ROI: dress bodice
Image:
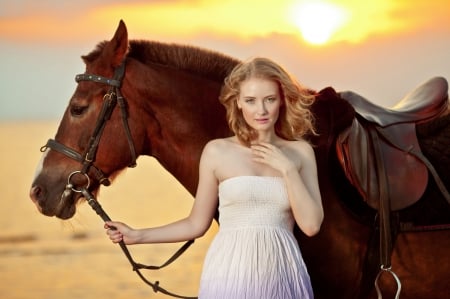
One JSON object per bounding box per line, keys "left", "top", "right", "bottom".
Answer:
{"left": 218, "top": 176, "right": 295, "bottom": 232}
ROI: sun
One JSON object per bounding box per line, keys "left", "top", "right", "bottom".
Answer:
{"left": 291, "top": 1, "right": 348, "bottom": 45}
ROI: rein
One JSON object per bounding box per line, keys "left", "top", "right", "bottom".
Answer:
{"left": 41, "top": 61, "right": 196, "bottom": 299}
{"left": 82, "top": 187, "right": 196, "bottom": 299}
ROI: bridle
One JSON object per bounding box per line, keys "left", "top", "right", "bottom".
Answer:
{"left": 40, "top": 60, "right": 137, "bottom": 197}
{"left": 40, "top": 60, "right": 196, "bottom": 299}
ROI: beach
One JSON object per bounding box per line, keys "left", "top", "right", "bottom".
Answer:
{"left": 0, "top": 121, "right": 217, "bottom": 299}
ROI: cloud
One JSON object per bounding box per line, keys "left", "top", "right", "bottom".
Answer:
{"left": 0, "top": 0, "right": 295, "bottom": 44}
{"left": 2, "top": 0, "right": 448, "bottom": 46}
{"left": 0, "top": 1, "right": 177, "bottom": 44}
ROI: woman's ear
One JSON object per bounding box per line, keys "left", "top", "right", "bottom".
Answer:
{"left": 236, "top": 98, "right": 242, "bottom": 110}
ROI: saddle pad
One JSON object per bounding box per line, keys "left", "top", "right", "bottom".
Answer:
{"left": 336, "top": 118, "right": 429, "bottom": 211}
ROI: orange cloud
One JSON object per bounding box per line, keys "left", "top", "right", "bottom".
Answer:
{"left": 0, "top": 0, "right": 449, "bottom": 46}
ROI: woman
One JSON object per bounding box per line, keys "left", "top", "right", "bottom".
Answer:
{"left": 105, "top": 57, "right": 323, "bottom": 298}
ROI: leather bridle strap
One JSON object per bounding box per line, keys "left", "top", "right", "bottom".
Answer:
{"left": 116, "top": 79, "right": 137, "bottom": 168}
{"left": 41, "top": 60, "right": 137, "bottom": 187}
{"left": 41, "top": 139, "right": 111, "bottom": 186}
{"left": 75, "top": 73, "right": 122, "bottom": 87}
{"left": 76, "top": 61, "right": 137, "bottom": 170}
{"left": 44, "top": 138, "right": 83, "bottom": 162}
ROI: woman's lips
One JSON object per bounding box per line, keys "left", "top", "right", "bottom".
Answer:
{"left": 255, "top": 118, "right": 269, "bottom": 123}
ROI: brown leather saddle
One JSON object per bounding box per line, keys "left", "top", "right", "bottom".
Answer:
{"left": 335, "top": 76, "right": 450, "bottom": 297}
{"left": 336, "top": 76, "right": 450, "bottom": 211}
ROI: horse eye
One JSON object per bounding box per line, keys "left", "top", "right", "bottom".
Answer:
{"left": 70, "top": 105, "right": 88, "bottom": 116}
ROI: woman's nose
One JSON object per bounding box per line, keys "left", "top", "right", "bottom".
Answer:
{"left": 257, "top": 103, "right": 268, "bottom": 115}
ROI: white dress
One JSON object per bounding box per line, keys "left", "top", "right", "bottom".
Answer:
{"left": 199, "top": 176, "right": 313, "bottom": 299}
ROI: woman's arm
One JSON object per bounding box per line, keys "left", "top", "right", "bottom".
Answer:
{"left": 105, "top": 141, "right": 220, "bottom": 245}
{"left": 282, "top": 142, "right": 323, "bottom": 236}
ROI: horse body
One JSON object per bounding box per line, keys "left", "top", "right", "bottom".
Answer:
{"left": 30, "top": 21, "right": 450, "bottom": 299}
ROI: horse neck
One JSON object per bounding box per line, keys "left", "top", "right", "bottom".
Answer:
{"left": 125, "top": 60, "right": 230, "bottom": 195}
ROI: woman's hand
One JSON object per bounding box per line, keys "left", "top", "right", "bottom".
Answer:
{"left": 251, "top": 142, "right": 296, "bottom": 175}
{"left": 104, "top": 221, "right": 139, "bottom": 245}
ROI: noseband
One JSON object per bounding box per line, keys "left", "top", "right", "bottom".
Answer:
{"left": 40, "top": 60, "right": 137, "bottom": 196}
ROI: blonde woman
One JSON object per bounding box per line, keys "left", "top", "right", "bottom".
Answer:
{"left": 106, "top": 57, "right": 323, "bottom": 298}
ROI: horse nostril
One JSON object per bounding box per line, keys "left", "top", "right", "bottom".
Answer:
{"left": 30, "top": 185, "right": 43, "bottom": 203}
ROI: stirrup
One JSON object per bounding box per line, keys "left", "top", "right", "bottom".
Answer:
{"left": 374, "top": 265, "right": 402, "bottom": 299}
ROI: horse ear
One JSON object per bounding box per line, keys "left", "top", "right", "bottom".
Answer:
{"left": 105, "top": 19, "right": 129, "bottom": 67}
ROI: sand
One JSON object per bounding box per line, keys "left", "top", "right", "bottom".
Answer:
{"left": 0, "top": 121, "right": 217, "bottom": 299}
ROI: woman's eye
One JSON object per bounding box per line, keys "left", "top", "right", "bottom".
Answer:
{"left": 70, "top": 105, "right": 87, "bottom": 116}
{"left": 245, "top": 99, "right": 255, "bottom": 104}
{"left": 266, "top": 97, "right": 276, "bottom": 103}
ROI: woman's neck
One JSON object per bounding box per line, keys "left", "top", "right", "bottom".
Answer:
{"left": 252, "top": 130, "right": 279, "bottom": 144}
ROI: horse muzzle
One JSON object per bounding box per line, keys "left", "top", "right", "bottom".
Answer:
{"left": 29, "top": 180, "right": 78, "bottom": 220}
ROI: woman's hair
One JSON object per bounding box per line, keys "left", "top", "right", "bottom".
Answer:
{"left": 219, "top": 57, "right": 316, "bottom": 146}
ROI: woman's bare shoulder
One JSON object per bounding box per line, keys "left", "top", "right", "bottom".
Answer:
{"left": 203, "top": 137, "right": 238, "bottom": 155}
{"left": 283, "top": 139, "right": 315, "bottom": 161}
{"left": 284, "top": 138, "right": 313, "bottom": 151}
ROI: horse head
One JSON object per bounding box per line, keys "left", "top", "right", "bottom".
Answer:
{"left": 30, "top": 20, "right": 237, "bottom": 219}
{"left": 29, "top": 21, "right": 135, "bottom": 218}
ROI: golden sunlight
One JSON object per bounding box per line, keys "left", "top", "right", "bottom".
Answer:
{"left": 291, "top": 1, "right": 348, "bottom": 45}
{"left": 2, "top": 0, "right": 448, "bottom": 45}
{"left": 95, "top": 0, "right": 292, "bottom": 40}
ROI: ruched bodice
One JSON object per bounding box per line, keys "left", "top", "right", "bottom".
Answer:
{"left": 218, "top": 176, "right": 295, "bottom": 231}
{"left": 199, "top": 176, "right": 313, "bottom": 299}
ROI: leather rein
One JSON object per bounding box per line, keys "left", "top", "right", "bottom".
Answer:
{"left": 40, "top": 60, "right": 196, "bottom": 299}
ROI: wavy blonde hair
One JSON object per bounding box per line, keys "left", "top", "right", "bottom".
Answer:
{"left": 219, "top": 57, "right": 316, "bottom": 146}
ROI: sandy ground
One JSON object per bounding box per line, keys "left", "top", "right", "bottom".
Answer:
{"left": 0, "top": 121, "right": 217, "bottom": 299}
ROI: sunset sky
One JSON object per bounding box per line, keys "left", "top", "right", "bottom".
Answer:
{"left": 1, "top": 0, "right": 449, "bottom": 120}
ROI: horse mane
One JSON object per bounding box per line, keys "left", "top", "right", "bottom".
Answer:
{"left": 83, "top": 39, "right": 240, "bottom": 82}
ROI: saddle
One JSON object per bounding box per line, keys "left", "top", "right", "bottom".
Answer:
{"left": 336, "top": 76, "right": 450, "bottom": 298}
{"left": 336, "top": 76, "right": 449, "bottom": 211}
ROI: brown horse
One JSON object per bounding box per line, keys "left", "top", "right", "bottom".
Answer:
{"left": 30, "top": 21, "right": 450, "bottom": 299}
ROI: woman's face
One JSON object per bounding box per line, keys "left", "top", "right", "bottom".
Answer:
{"left": 237, "top": 77, "right": 281, "bottom": 132}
